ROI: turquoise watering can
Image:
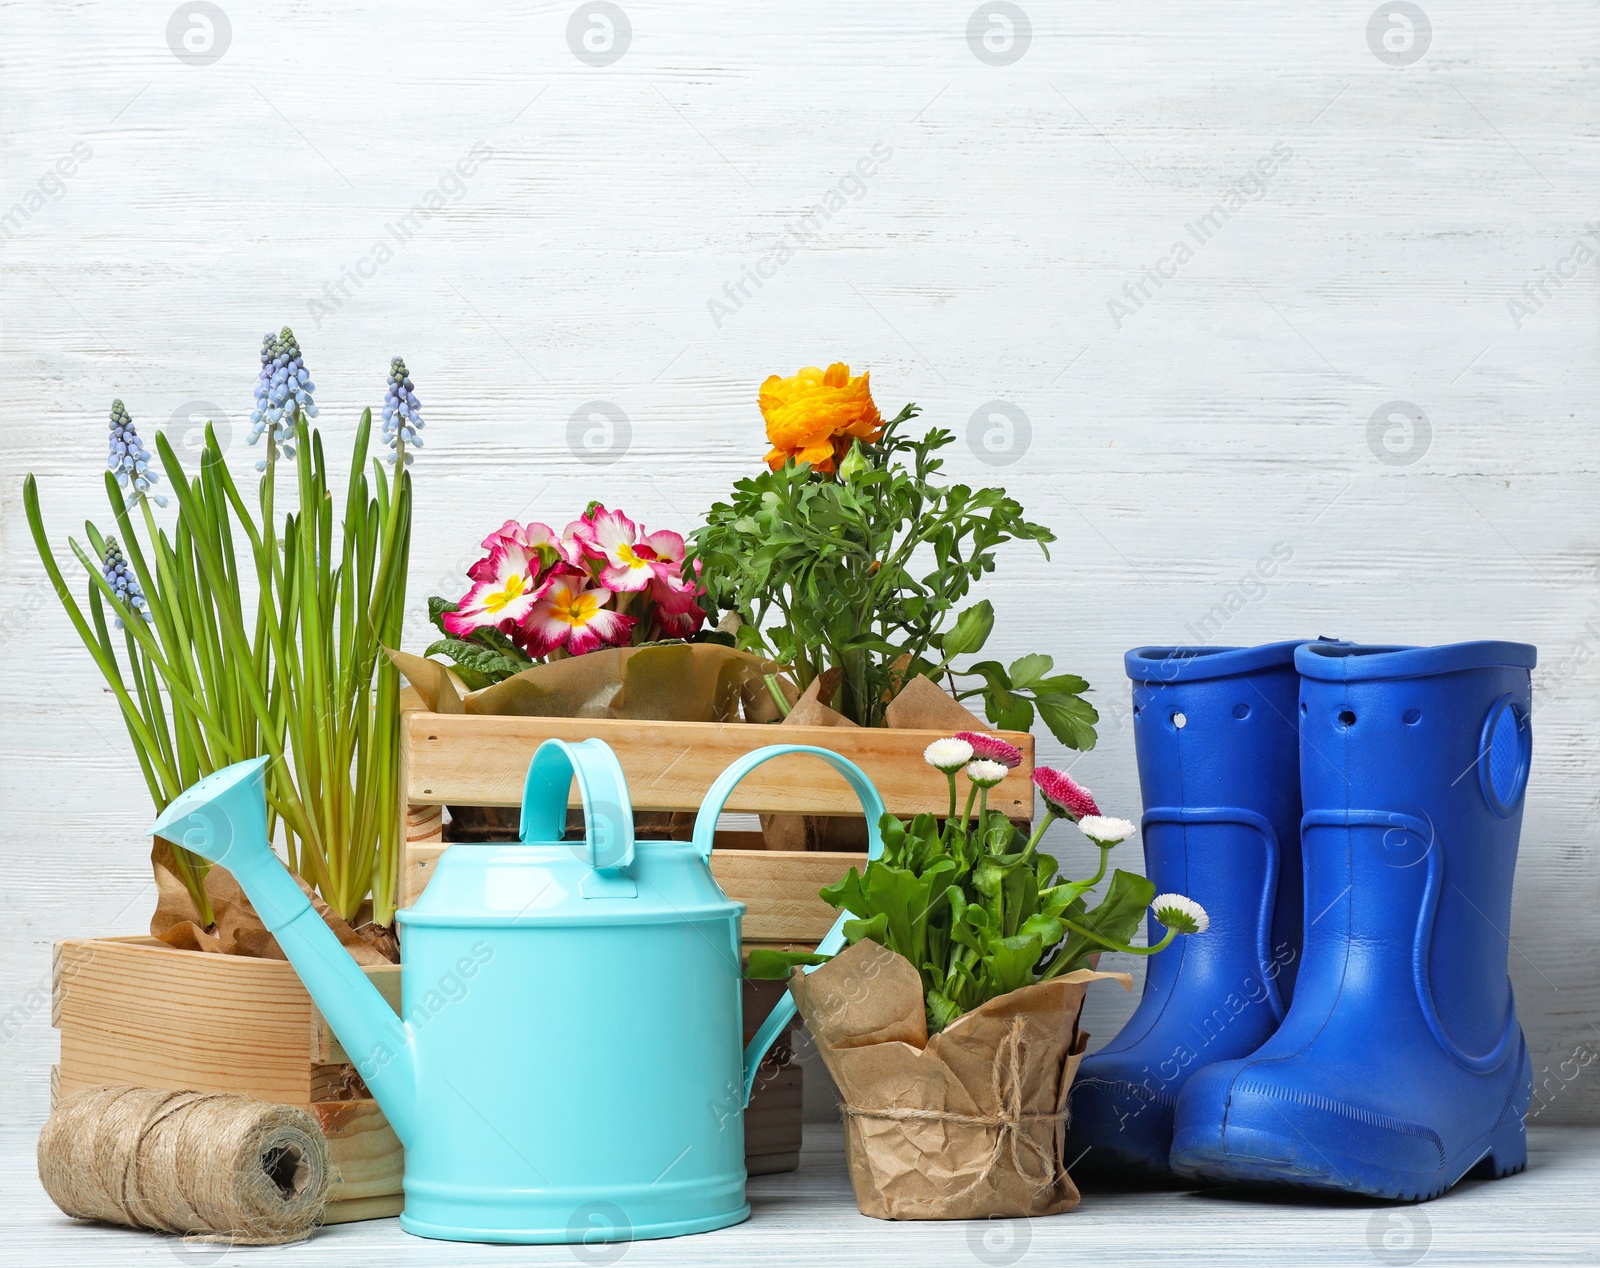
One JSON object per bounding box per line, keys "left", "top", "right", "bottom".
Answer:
{"left": 148, "top": 740, "right": 885, "bottom": 1244}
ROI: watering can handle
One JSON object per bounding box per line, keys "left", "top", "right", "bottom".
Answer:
{"left": 690, "top": 744, "right": 887, "bottom": 1107}
{"left": 519, "top": 738, "right": 636, "bottom": 872}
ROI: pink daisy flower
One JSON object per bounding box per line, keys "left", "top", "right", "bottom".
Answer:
{"left": 955, "top": 730, "right": 1023, "bottom": 770}
{"left": 1032, "top": 766, "right": 1101, "bottom": 820}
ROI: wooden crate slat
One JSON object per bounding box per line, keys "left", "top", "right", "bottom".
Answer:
{"left": 55, "top": 938, "right": 400, "bottom": 1105}
{"left": 402, "top": 712, "right": 1034, "bottom": 818}
{"left": 322, "top": 1195, "right": 406, "bottom": 1223}
{"left": 55, "top": 937, "right": 318, "bottom": 1106}
{"left": 714, "top": 849, "right": 861, "bottom": 943}
{"left": 312, "top": 1100, "right": 404, "bottom": 1202}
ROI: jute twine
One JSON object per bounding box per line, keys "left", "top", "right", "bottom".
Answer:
{"left": 37, "top": 1085, "right": 331, "bottom": 1245}
{"left": 840, "top": 1018, "right": 1065, "bottom": 1207}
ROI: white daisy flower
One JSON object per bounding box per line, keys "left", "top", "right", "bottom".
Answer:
{"left": 1151, "top": 893, "right": 1210, "bottom": 935}
{"left": 1078, "top": 815, "right": 1136, "bottom": 846}
{"left": 924, "top": 737, "right": 975, "bottom": 774}
{"left": 965, "top": 759, "right": 1009, "bottom": 788}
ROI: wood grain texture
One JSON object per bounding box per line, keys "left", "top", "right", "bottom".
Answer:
{"left": 54, "top": 937, "right": 402, "bottom": 1094}
{"left": 55, "top": 937, "right": 327, "bottom": 1107}
{"left": 3, "top": 1, "right": 1597, "bottom": 1136}
{"left": 309, "top": 1099, "right": 405, "bottom": 1204}
{"left": 402, "top": 712, "right": 1034, "bottom": 816}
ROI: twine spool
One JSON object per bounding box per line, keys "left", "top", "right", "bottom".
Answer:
{"left": 37, "top": 1085, "right": 331, "bottom": 1245}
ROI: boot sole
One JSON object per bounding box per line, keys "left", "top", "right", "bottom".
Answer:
{"left": 1169, "top": 1117, "right": 1527, "bottom": 1202}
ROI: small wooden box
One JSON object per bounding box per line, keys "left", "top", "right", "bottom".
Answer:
{"left": 52, "top": 936, "right": 406, "bottom": 1224}
{"left": 398, "top": 711, "right": 1034, "bottom": 923}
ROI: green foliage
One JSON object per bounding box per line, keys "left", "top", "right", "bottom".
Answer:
{"left": 687, "top": 408, "right": 1098, "bottom": 746}
{"left": 424, "top": 597, "right": 534, "bottom": 690}
{"left": 746, "top": 809, "right": 1153, "bottom": 1033}
{"left": 26, "top": 406, "right": 413, "bottom": 927}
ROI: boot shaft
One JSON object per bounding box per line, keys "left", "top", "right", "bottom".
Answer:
{"left": 1126, "top": 641, "right": 1310, "bottom": 1008}
{"left": 1294, "top": 641, "right": 1534, "bottom": 1069}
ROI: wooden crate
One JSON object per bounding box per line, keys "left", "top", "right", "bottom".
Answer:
{"left": 52, "top": 936, "right": 405, "bottom": 1224}
{"left": 52, "top": 937, "right": 806, "bottom": 1221}
{"left": 399, "top": 711, "right": 1036, "bottom": 921}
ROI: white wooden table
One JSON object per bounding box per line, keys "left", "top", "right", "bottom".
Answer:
{"left": 7, "top": 1124, "right": 1597, "bottom": 1266}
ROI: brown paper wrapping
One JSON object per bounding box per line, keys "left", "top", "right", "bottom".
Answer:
{"left": 151, "top": 840, "right": 395, "bottom": 965}
{"left": 789, "top": 939, "right": 1131, "bottom": 1220}
{"left": 388, "top": 642, "right": 777, "bottom": 722}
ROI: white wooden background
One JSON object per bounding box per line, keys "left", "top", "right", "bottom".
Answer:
{"left": 2, "top": 0, "right": 1597, "bottom": 1136}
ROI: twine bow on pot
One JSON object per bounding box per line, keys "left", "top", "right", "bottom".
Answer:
{"left": 840, "top": 1017, "right": 1069, "bottom": 1209}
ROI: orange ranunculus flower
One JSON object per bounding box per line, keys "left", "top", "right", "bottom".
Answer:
{"left": 759, "top": 362, "right": 883, "bottom": 473}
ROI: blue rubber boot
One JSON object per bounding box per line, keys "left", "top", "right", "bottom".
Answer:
{"left": 1066, "top": 641, "right": 1314, "bottom": 1182}
{"left": 1169, "top": 641, "right": 1535, "bottom": 1200}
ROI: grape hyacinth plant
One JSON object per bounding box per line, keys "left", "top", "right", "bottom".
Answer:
{"left": 381, "top": 356, "right": 424, "bottom": 466}
{"left": 98, "top": 537, "right": 150, "bottom": 629}
{"left": 749, "top": 737, "right": 1210, "bottom": 1033}
{"left": 247, "top": 327, "right": 317, "bottom": 466}
{"left": 26, "top": 328, "right": 417, "bottom": 934}
{"left": 106, "top": 399, "right": 166, "bottom": 506}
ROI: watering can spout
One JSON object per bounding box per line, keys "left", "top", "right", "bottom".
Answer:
{"left": 149, "top": 759, "right": 418, "bottom": 1147}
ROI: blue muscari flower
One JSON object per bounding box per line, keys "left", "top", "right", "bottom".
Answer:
{"left": 100, "top": 536, "right": 152, "bottom": 628}
{"left": 248, "top": 325, "right": 317, "bottom": 470}
{"left": 106, "top": 399, "right": 168, "bottom": 507}
{"left": 380, "top": 355, "right": 424, "bottom": 467}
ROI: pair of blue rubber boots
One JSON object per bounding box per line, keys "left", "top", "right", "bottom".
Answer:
{"left": 1066, "top": 639, "right": 1535, "bottom": 1201}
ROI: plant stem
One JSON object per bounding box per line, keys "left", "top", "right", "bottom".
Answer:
{"left": 1023, "top": 809, "right": 1059, "bottom": 855}
{"left": 1058, "top": 918, "right": 1177, "bottom": 958}
{"left": 763, "top": 673, "right": 792, "bottom": 719}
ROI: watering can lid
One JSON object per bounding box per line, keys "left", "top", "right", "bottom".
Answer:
{"left": 399, "top": 838, "right": 741, "bottom": 929}
{"left": 401, "top": 738, "right": 740, "bottom": 929}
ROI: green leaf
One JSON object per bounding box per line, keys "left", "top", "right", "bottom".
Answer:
{"left": 427, "top": 595, "right": 458, "bottom": 633}
{"left": 1036, "top": 689, "right": 1099, "bottom": 751}
{"left": 1033, "top": 671, "right": 1090, "bottom": 695}
{"left": 982, "top": 933, "right": 1046, "bottom": 996}
{"left": 421, "top": 636, "right": 530, "bottom": 687}
{"left": 842, "top": 912, "right": 889, "bottom": 946}
{"left": 985, "top": 689, "right": 1034, "bottom": 733}
{"left": 965, "top": 659, "right": 1011, "bottom": 691}
{"left": 938, "top": 600, "right": 994, "bottom": 659}
{"left": 927, "top": 989, "right": 965, "bottom": 1033}
{"left": 1050, "top": 868, "right": 1155, "bottom": 975}
{"left": 1007, "top": 652, "right": 1053, "bottom": 688}
{"left": 745, "top": 949, "right": 831, "bottom": 980}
